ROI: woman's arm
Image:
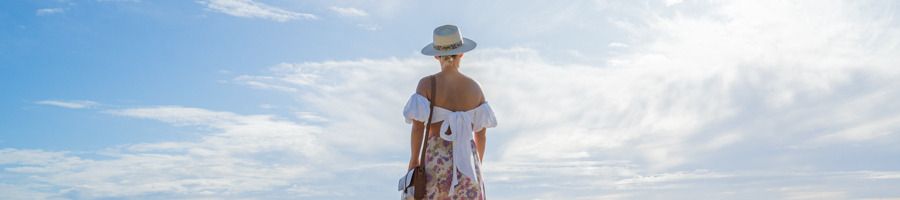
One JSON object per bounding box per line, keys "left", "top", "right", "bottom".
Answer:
{"left": 408, "top": 77, "right": 432, "bottom": 170}
{"left": 475, "top": 128, "right": 486, "bottom": 162}
{"left": 408, "top": 121, "right": 426, "bottom": 170}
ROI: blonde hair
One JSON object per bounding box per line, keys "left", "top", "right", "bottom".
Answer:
{"left": 438, "top": 55, "right": 459, "bottom": 62}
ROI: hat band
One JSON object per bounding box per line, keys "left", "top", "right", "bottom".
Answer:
{"left": 433, "top": 41, "right": 463, "bottom": 51}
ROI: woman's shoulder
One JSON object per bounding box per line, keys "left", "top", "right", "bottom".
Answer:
{"left": 415, "top": 73, "right": 485, "bottom": 102}
{"left": 415, "top": 75, "right": 435, "bottom": 97}
{"left": 460, "top": 75, "right": 486, "bottom": 102}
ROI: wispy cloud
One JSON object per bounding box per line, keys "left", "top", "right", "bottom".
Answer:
{"left": 34, "top": 100, "right": 98, "bottom": 109}
{"left": 233, "top": 74, "right": 300, "bottom": 92}
{"left": 198, "top": 0, "right": 316, "bottom": 22}
{"left": 485, "top": 164, "right": 900, "bottom": 199}
{"left": 356, "top": 23, "right": 379, "bottom": 31}
{"left": 608, "top": 42, "right": 629, "bottom": 48}
{"left": 230, "top": 0, "right": 900, "bottom": 198}
{"left": 328, "top": 6, "right": 368, "bottom": 17}
{"left": 35, "top": 8, "right": 64, "bottom": 16}
{"left": 236, "top": 38, "right": 900, "bottom": 171}
{"left": 233, "top": 58, "right": 430, "bottom": 153}
{"left": 664, "top": 0, "right": 684, "bottom": 7}
{"left": 1, "top": 106, "right": 345, "bottom": 199}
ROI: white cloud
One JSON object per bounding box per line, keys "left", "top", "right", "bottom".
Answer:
{"left": 813, "top": 115, "right": 900, "bottom": 143}
{"left": 233, "top": 0, "right": 900, "bottom": 188}
{"left": 0, "top": 106, "right": 347, "bottom": 198}
{"left": 107, "top": 106, "right": 330, "bottom": 159}
{"left": 236, "top": 5, "right": 900, "bottom": 169}
{"left": 235, "top": 35, "right": 898, "bottom": 171}
{"left": 107, "top": 106, "right": 245, "bottom": 126}
{"left": 294, "top": 111, "right": 328, "bottom": 122}
{"left": 779, "top": 187, "right": 848, "bottom": 200}
{"left": 234, "top": 74, "right": 300, "bottom": 92}
{"left": 233, "top": 58, "right": 431, "bottom": 154}
{"left": 356, "top": 23, "right": 379, "bottom": 31}
{"left": 328, "top": 6, "right": 368, "bottom": 17}
{"left": 608, "top": 42, "right": 629, "bottom": 48}
{"left": 34, "top": 100, "right": 98, "bottom": 109}
{"left": 35, "top": 8, "right": 64, "bottom": 16}
{"left": 0, "top": 183, "right": 57, "bottom": 200}
{"left": 198, "top": 0, "right": 316, "bottom": 22}
{"left": 664, "top": 0, "right": 684, "bottom": 7}
{"left": 484, "top": 161, "right": 900, "bottom": 199}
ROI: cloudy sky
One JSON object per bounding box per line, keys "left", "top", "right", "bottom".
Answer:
{"left": 2, "top": 0, "right": 900, "bottom": 199}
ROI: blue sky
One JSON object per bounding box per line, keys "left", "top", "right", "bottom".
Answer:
{"left": 2, "top": 0, "right": 900, "bottom": 199}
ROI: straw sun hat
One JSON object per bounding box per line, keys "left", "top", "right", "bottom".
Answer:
{"left": 421, "top": 25, "right": 477, "bottom": 56}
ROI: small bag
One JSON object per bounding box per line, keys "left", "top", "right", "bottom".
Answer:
{"left": 399, "top": 75, "right": 437, "bottom": 200}
{"left": 398, "top": 167, "right": 421, "bottom": 200}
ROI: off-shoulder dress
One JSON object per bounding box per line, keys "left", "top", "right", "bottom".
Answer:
{"left": 403, "top": 93, "right": 497, "bottom": 200}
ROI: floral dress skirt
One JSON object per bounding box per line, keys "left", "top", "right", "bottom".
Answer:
{"left": 424, "top": 135, "right": 485, "bottom": 200}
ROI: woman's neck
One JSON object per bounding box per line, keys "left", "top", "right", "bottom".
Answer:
{"left": 440, "top": 65, "right": 460, "bottom": 74}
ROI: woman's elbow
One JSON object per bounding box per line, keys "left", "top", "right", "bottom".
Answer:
{"left": 475, "top": 129, "right": 487, "bottom": 137}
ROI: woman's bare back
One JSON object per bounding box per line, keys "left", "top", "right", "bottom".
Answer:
{"left": 416, "top": 73, "right": 485, "bottom": 112}
{"left": 415, "top": 72, "right": 485, "bottom": 136}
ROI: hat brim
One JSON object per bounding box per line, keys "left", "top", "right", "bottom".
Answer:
{"left": 421, "top": 38, "right": 477, "bottom": 56}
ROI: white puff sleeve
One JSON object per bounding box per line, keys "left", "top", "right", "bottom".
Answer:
{"left": 402, "top": 93, "right": 431, "bottom": 124}
{"left": 472, "top": 103, "right": 498, "bottom": 132}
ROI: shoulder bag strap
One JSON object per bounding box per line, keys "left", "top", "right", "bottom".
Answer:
{"left": 412, "top": 75, "right": 436, "bottom": 199}
{"left": 417, "top": 75, "right": 436, "bottom": 166}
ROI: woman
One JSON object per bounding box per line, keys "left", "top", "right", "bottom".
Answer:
{"left": 403, "top": 25, "right": 498, "bottom": 199}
